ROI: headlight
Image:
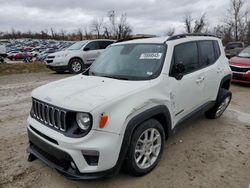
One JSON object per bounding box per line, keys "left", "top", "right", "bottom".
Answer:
{"left": 56, "top": 54, "right": 68, "bottom": 58}
{"left": 76, "top": 113, "right": 91, "bottom": 131}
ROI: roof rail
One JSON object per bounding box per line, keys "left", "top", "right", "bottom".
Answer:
{"left": 166, "top": 33, "right": 217, "bottom": 41}
{"left": 115, "top": 36, "right": 154, "bottom": 43}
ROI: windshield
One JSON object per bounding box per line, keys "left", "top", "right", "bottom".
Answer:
{"left": 67, "top": 41, "right": 87, "bottom": 50}
{"left": 238, "top": 47, "right": 250, "bottom": 58}
{"left": 88, "top": 43, "right": 167, "bottom": 80}
{"left": 225, "top": 43, "right": 243, "bottom": 50}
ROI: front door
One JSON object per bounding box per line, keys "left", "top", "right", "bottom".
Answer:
{"left": 169, "top": 41, "right": 205, "bottom": 125}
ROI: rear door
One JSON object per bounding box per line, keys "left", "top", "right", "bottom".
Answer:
{"left": 83, "top": 41, "right": 102, "bottom": 64}
{"left": 198, "top": 40, "right": 222, "bottom": 102}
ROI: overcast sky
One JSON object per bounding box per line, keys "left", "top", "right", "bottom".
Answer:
{"left": 0, "top": 0, "right": 243, "bottom": 35}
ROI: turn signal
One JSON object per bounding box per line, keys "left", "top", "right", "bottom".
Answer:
{"left": 99, "top": 115, "right": 108, "bottom": 128}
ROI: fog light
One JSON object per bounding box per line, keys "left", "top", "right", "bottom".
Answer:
{"left": 82, "top": 150, "right": 99, "bottom": 166}
{"left": 70, "top": 161, "right": 76, "bottom": 169}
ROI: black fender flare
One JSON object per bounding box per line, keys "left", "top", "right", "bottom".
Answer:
{"left": 112, "top": 105, "right": 172, "bottom": 174}
{"left": 217, "top": 74, "right": 232, "bottom": 97}
{"left": 219, "top": 74, "right": 232, "bottom": 88}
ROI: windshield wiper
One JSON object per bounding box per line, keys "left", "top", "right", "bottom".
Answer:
{"left": 102, "top": 75, "right": 129, "bottom": 80}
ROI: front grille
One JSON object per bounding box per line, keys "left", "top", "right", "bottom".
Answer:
{"left": 32, "top": 99, "right": 67, "bottom": 132}
{"left": 230, "top": 65, "right": 250, "bottom": 73}
{"left": 46, "top": 60, "right": 53, "bottom": 63}
{"left": 232, "top": 73, "right": 249, "bottom": 81}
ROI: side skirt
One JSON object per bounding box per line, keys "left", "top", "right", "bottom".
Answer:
{"left": 172, "top": 101, "right": 215, "bottom": 134}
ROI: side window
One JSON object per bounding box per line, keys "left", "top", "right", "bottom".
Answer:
{"left": 99, "top": 41, "right": 114, "bottom": 49}
{"left": 172, "top": 42, "right": 199, "bottom": 75}
{"left": 84, "top": 41, "right": 100, "bottom": 51}
{"left": 199, "top": 41, "right": 216, "bottom": 67}
{"left": 213, "top": 41, "right": 221, "bottom": 60}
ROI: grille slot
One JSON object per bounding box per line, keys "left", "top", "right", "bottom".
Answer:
{"left": 230, "top": 65, "right": 250, "bottom": 73}
{"left": 32, "top": 99, "right": 67, "bottom": 132}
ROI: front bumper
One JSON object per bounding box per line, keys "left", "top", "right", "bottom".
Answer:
{"left": 27, "top": 116, "right": 123, "bottom": 179}
{"left": 232, "top": 72, "right": 250, "bottom": 83}
{"left": 27, "top": 129, "right": 116, "bottom": 180}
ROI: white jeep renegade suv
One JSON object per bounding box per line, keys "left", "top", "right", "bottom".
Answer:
{"left": 27, "top": 34, "right": 232, "bottom": 179}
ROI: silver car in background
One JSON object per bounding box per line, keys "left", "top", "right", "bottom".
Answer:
{"left": 46, "top": 39, "right": 115, "bottom": 73}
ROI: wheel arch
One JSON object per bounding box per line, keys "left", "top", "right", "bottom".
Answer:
{"left": 219, "top": 74, "right": 232, "bottom": 90}
{"left": 68, "top": 56, "right": 84, "bottom": 65}
{"left": 113, "top": 105, "right": 172, "bottom": 174}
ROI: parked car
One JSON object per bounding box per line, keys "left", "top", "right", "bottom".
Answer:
{"left": 0, "top": 42, "right": 7, "bottom": 58}
{"left": 36, "top": 48, "right": 57, "bottom": 61}
{"left": 7, "top": 51, "right": 32, "bottom": 60}
{"left": 27, "top": 34, "right": 232, "bottom": 179}
{"left": 229, "top": 46, "right": 250, "bottom": 83}
{"left": 45, "top": 39, "right": 115, "bottom": 73}
{"left": 225, "top": 42, "right": 244, "bottom": 58}
{"left": 0, "top": 42, "right": 7, "bottom": 63}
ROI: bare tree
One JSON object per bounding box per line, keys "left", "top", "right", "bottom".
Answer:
{"left": 184, "top": 14, "right": 193, "bottom": 33}
{"left": 193, "top": 14, "right": 206, "bottom": 33}
{"left": 84, "top": 27, "right": 93, "bottom": 40}
{"left": 107, "top": 10, "right": 117, "bottom": 37}
{"left": 117, "top": 13, "right": 132, "bottom": 39}
{"left": 184, "top": 14, "right": 206, "bottom": 33}
{"left": 164, "top": 27, "right": 175, "bottom": 36}
{"left": 246, "top": 21, "right": 250, "bottom": 44}
{"left": 106, "top": 10, "right": 132, "bottom": 39}
{"left": 91, "top": 18, "right": 103, "bottom": 39}
{"left": 226, "top": 0, "right": 249, "bottom": 41}
{"left": 76, "top": 28, "right": 83, "bottom": 40}
{"left": 103, "top": 24, "right": 111, "bottom": 39}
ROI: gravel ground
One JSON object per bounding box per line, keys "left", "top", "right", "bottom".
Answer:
{"left": 0, "top": 72, "right": 249, "bottom": 188}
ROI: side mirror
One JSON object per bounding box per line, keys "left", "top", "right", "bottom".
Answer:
{"left": 174, "top": 63, "right": 185, "bottom": 80}
{"left": 83, "top": 47, "right": 90, "bottom": 51}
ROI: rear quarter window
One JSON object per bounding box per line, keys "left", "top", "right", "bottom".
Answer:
{"left": 213, "top": 41, "right": 221, "bottom": 60}
{"left": 198, "top": 41, "right": 216, "bottom": 67}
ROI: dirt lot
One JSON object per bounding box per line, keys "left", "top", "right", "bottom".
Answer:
{"left": 0, "top": 72, "right": 249, "bottom": 188}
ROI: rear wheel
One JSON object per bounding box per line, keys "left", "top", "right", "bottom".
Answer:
{"left": 126, "top": 119, "right": 165, "bottom": 176}
{"left": 205, "top": 88, "right": 232, "bottom": 119}
{"left": 69, "top": 58, "right": 85, "bottom": 74}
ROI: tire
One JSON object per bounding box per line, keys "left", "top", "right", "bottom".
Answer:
{"left": 205, "top": 88, "right": 232, "bottom": 119}
{"left": 126, "top": 119, "right": 165, "bottom": 176}
{"left": 69, "top": 58, "right": 85, "bottom": 74}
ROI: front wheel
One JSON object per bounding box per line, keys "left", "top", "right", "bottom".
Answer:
{"left": 205, "top": 88, "right": 232, "bottom": 119}
{"left": 126, "top": 119, "right": 165, "bottom": 176}
{"left": 69, "top": 58, "right": 85, "bottom": 74}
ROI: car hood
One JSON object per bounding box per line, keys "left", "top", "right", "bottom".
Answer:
{"left": 32, "top": 75, "right": 149, "bottom": 112}
{"left": 49, "top": 50, "right": 70, "bottom": 56}
{"left": 229, "top": 56, "right": 250, "bottom": 66}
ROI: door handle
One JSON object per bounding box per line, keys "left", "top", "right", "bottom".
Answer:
{"left": 196, "top": 77, "right": 205, "bottom": 83}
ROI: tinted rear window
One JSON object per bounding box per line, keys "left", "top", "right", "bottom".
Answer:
{"left": 199, "top": 41, "right": 216, "bottom": 67}
{"left": 213, "top": 41, "right": 221, "bottom": 59}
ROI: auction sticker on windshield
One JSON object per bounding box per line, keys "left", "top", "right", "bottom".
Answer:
{"left": 140, "top": 53, "right": 162, "bottom": 60}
